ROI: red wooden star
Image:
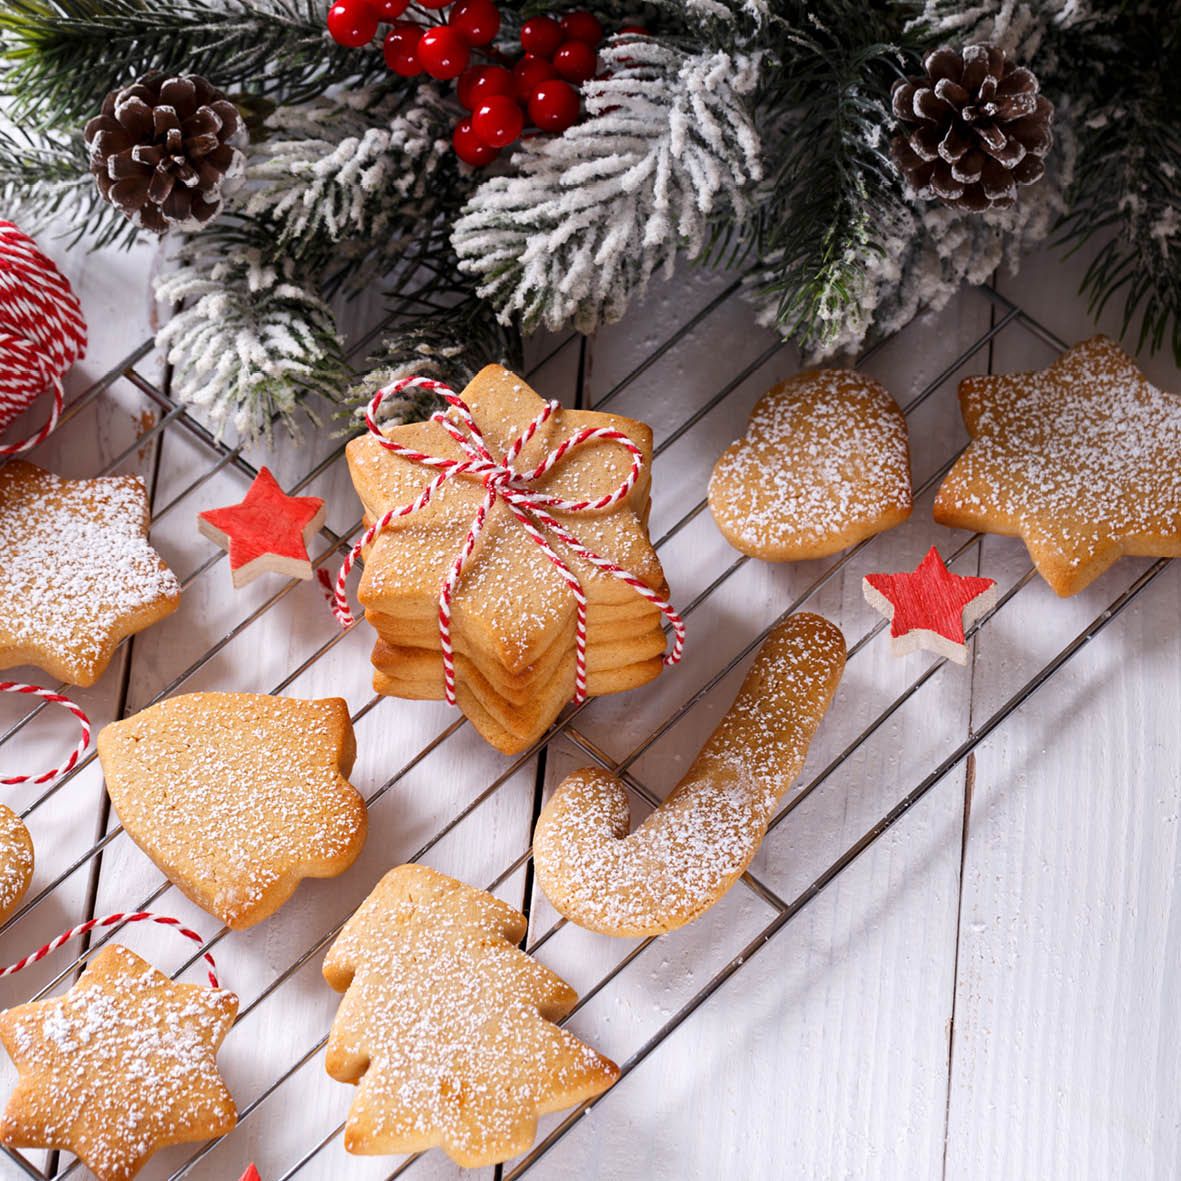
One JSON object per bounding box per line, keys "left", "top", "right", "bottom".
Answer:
{"left": 198, "top": 467, "right": 326, "bottom": 588}
{"left": 862, "top": 546, "right": 996, "bottom": 665}
{"left": 238, "top": 1165, "right": 262, "bottom": 1181}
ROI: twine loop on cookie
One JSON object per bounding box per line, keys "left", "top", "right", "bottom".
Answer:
{"left": 0, "top": 220, "right": 88, "bottom": 456}
{"left": 0, "top": 682, "right": 92, "bottom": 786}
{"left": 320, "top": 376, "right": 685, "bottom": 707}
{"left": 0, "top": 911, "right": 220, "bottom": 988}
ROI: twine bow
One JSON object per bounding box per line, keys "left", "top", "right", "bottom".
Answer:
{"left": 321, "top": 376, "right": 685, "bottom": 706}
{"left": 0, "top": 220, "right": 88, "bottom": 456}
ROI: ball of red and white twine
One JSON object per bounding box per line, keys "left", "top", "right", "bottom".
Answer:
{"left": 321, "top": 376, "right": 686, "bottom": 706}
{"left": 0, "top": 911, "right": 220, "bottom": 989}
{"left": 0, "top": 681, "right": 92, "bottom": 787}
{"left": 0, "top": 219, "right": 88, "bottom": 456}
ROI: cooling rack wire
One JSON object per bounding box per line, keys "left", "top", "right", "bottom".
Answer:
{"left": 0, "top": 277, "right": 1171, "bottom": 1181}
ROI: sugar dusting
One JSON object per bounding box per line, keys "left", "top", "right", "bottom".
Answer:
{"left": 0, "top": 806, "right": 32, "bottom": 920}
{"left": 937, "top": 336, "right": 1181, "bottom": 573}
{"left": 0, "top": 462, "right": 180, "bottom": 682}
{"left": 99, "top": 693, "right": 365, "bottom": 928}
{"left": 324, "top": 864, "right": 617, "bottom": 1165}
{"left": 0, "top": 945, "right": 236, "bottom": 1179}
{"left": 709, "top": 370, "right": 912, "bottom": 554}
{"left": 534, "top": 615, "right": 846, "bottom": 934}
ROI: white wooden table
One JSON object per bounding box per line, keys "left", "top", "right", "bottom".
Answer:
{"left": 1, "top": 232, "right": 1178, "bottom": 1181}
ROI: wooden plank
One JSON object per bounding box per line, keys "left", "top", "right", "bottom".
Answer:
{"left": 943, "top": 246, "right": 1181, "bottom": 1180}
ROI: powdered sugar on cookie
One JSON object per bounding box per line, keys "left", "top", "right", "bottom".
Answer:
{"left": 935, "top": 335, "right": 1181, "bottom": 596}
{"left": 0, "top": 462, "right": 180, "bottom": 687}
{"left": 97, "top": 693, "right": 367, "bottom": 929}
{"left": 323, "top": 864, "right": 618, "bottom": 1167}
{"left": 0, "top": 944, "right": 236, "bottom": 1180}
{"left": 533, "top": 613, "right": 846, "bottom": 936}
{"left": 709, "top": 370, "right": 912, "bottom": 561}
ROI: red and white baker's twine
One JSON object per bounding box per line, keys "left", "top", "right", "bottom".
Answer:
{"left": 0, "top": 681, "right": 92, "bottom": 786}
{"left": 320, "top": 376, "right": 685, "bottom": 705}
{"left": 0, "top": 911, "right": 220, "bottom": 989}
{"left": 0, "top": 220, "right": 87, "bottom": 456}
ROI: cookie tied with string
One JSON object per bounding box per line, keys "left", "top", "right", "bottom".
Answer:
{"left": 344, "top": 364, "right": 677, "bottom": 753}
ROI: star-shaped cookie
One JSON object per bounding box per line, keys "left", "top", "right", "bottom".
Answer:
{"left": 0, "top": 461, "right": 181, "bottom": 686}
{"left": 0, "top": 944, "right": 237, "bottom": 1181}
{"left": 97, "top": 692, "right": 367, "bottom": 929}
{"left": 862, "top": 546, "right": 997, "bottom": 664}
{"left": 346, "top": 364, "right": 667, "bottom": 672}
{"left": 197, "top": 467, "right": 326, "bottom": 588}
{"left": 934, "top": 336, "right": 1181, "bottom": 596}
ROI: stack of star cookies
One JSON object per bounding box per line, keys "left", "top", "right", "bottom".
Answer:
{"left": 345, "top": 365, "right": 673, "bottom": 754}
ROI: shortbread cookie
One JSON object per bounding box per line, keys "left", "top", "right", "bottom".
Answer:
{"left": 534, "top": 613, "right": 846, "bottom": 936}
{"left": 934, "top": 335, "right": 1181, "bottom": 595}
{"left": 197, "top": 466, "right": 326, "bottom": 588}
{"left": 98, "top": 693, "right": 366, "bottom": 929}
{"left": 0, "top": 944, "right": 237, "bottom": 1180}
{"left": 324, "top": 864, "right": 619, "bottom": 1167}
{"left": 0, "top": 805, "right": 33, "bottom": 923}
{"left": 348, "top": 364, "right": 666, "bottom": 673}
{"left": 709, "top": 370, "right": 912, "bottom": 560}
{"left": 0, "top": 462, "right": 181, "bottom": 686}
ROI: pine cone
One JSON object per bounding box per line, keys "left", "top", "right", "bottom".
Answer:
{"left": 84, "top": 73, "right": 247, "bottom": 235}
{"left": 890, "top": 44, "right": 1053, "bottom": 213}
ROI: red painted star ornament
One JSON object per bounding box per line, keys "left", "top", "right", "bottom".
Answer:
{"left": 198, "top": 468, "right": 326, "bottom": 588}
{"left": 862, "top": 546, "right": 996, "bottom": 665}
{"left": 238, "top": 1165, "right": 262, "bottom": 1181}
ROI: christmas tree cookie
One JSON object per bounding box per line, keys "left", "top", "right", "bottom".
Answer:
{"left": 323, "top": 863, "right": 619, "bottom": 1166}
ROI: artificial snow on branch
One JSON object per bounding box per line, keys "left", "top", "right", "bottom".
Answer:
{"left": 244, "top": 83, "right": 462, "bottom": 273}
{"left": 452, "top": 37, "right": 763, "bottom": 334}
{"left": 343, "top": 291, "right": 522, "bottom": 426}
{"left": 156, "top": 238, "right": 347, "bottom": 441}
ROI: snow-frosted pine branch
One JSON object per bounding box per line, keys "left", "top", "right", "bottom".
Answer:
{"left": 156, "top": 245, "right": 347, "bottom": 441}
{"left": 243, "top": 85, "right": 458, "bottom": 262}
{"left": 452, "top": 39, "right": 763, "bottom": 334}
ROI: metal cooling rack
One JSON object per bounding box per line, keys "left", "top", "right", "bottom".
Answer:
{"left": 0, "top": 278, "right": 1172, "bottom": 1181}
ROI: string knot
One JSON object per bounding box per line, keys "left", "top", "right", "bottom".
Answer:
{"left": 323, "top": 376, "right": 685, "bottom": 708}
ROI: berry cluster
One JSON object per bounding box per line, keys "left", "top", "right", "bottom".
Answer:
{"left": 326, "top": 1, "right": 622, "bottom": 166}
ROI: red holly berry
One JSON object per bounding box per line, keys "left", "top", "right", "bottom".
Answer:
{"left": 383, "top": 22, "right": 424, "bottom": 74}
{"left": 513, "top": 53, "right": 557, "bottom": 100}
{"left": 449, "top": 0, "right": 500, "bottom": 45}
{"left": 552, "top": 39, "right": 596, "bottom": 82}
{"left": 417, "top": 0, "right": 453, "bottom": 8}
{"left": 472, "top": 95, "right": 524, "bottom": 148}
{"left": 520, "top": 15, "right": 563, "bottom": 57}
{"left": 417, "top": 26, "right": 470, "bottom": 79}
{"left": 453, "top": 117, "right": 500, "bottom": 167}
{"left": 619, "top": 23, "right": 648, "bottom": 34}
{"left": 457, "top": 64, "right": 515, "bottom": 110}
{"left": 528, "top": 78, "right": 581, "bottom": 132}
{"left": 560, "top": 11, "right": 603, "bottom": 45}
{"left": 327, "top": 0, "right": 379, "bottom": 47}
{"left": 367, "top": 0, "right": 410, "bottom": 19}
